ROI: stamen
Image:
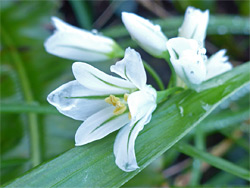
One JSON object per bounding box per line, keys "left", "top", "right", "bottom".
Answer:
{"left": 113, "top": 103, "right": 127, "bottom": 115}
{"left": 105, "top": 95, "right": 119, "bottom": 106}
{"left": 124, "top": 93, "right": 129, "bottom": 102}
{"left": 105, "top": 94, "right": 130, "bottom": 117}
{"left": 128, "top": 112, "right": 132, "bottom": 120}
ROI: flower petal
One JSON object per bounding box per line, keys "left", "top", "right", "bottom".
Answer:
{"left": 122, "top": 12, "right": 167, "bottom": 57}
{"left": 110, "top": 48, "right": 147, "bottom": 89}
{"left": 178, "top": 7, "right": 209, "bottom": 46}
{"left": 75, "top": 106, "right": 130, "bottom": 146}
{"left": 47, "top": 80, "right": 109, "bottom": 121}
{"left": 72, "top": 62, "right": 136, "bottom": 95}
{"left": 167, "top": 37, "right": 207, "bottom": 85}
{"left": 114, "top": 113, "right": 152, "bottom": 172}
{"left": 206, "top": 49, "right": 233, "bottom": 80}
{"left": 44, "top": 17, "right": 116, "bottom": 62}
{"left": 127, "top": 86, "right": 157, "bottom": 122}
{"left": 167, "top": 37, "right": 199, "bottom": 58}
{"left": 51, "top": 16, "right": 81, "bottom": 32}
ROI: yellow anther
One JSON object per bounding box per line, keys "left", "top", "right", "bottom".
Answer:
{"left": 105, "top": 94, "right": 130, "bottom": 116}
{"left": 128, "top": 112, "right": 132, "bottom": 120}
{"left": 105, "top": 95, "right": 120, "bottom": 106}
{"left": 113, "top": 103, "right": 127, "bottom": 115}
{"left": 115, "top": 101, "right": 122, "bottom": 107}
{"left": 124, "top": 93, "right": 129, "bottom": 102}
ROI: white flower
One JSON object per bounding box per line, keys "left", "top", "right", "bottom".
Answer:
{"left": 178, "top": 6, "right": 209, "bottom": 46}
{"left": 166, "top": 37, "right": 207, "bottom": 85}
{"left": 44, "top": 17, "right": 123, "bottom": 62}
{"left": 167, "top": 38, "right": 233, "bottom": 86}
{"left": 47, "top": 48, "right": 157, "bottom": 172}
{"left": 205, "top": 49, "right": 233, "bottom": 80}
{"left": 122, "top": 12, "right": 167, "bottom": 57}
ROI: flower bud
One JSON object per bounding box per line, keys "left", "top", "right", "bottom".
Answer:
{"left": 44, "top": 17, "right": 123, "bottom": 62}
{"left": 178, "top": 7, "right": 209, "bottom": 46}
{"left": 122, "top": 12, "right": 167, "bottom": 57}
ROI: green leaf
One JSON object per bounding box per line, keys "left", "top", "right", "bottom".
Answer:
{"left": 175, "top": 143, "right": 250, "bottom": 181}
{"left": 5, "top": 63, "right": 250, "bottom": 187}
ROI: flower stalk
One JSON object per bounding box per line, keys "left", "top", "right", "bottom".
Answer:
{"left": 2, "top": 26, "right": 42, "bottom": 167}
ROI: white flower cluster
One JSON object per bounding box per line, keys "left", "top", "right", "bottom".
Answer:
{"left": 45, "top": 6, "right": 233, "bottom": 172}
{"left": 122, "top": 7, "right": 232, "bottom": 86}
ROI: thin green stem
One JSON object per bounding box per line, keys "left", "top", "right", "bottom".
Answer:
{"left": 162, "top": 51, "right": 176, "bottom": 88}
{"left": 1, "top": 27, "right": 42, "bottom": 167}
{"left": 156, "top": 87, "right": 183, "bottom": 104}
{"left": 190, "top": 125, "right": 205, "bottom": 185}
{"left": 69, "top": 0, "right": 92, "bottom": 29}
{"left": 142, "top": 61, "right": 165, "bottom": 90}
{"left": 1, "top": 102, "right": 59, "bottom": 114}
{"left": 175, "top": 143, "right": 250, "bottom": 181}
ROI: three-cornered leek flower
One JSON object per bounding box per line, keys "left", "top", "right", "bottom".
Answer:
{"left": 47, "top": 48, "right": 157, "bottom": 172}
{"left": 166, "top": 37, "right": 207, "bottom": 86}
{"left": 178, "top": 6, "right": 209, "bottom": 47}
{"left": 44, "top": 17, "right": 123, "bottom": 62}
{"left": 122, "top": 12, "right": 168, "bottom": 58}
{"left": 167, "top": 38, "right": 233, "bottom": 87}
{"left": 175, "top": 7, "right": 233, "bottom": 84}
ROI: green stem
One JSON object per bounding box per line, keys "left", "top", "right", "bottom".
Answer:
{"left": 156, "top": 87, "right": 183, "bottom": 104}
{"left": 69, "top": 0, "right": 92, "bottom": 29}
{"left": 190, "top": 125, "right": 205, "bottom": 185}
{"left": 175, "top": 143, "right": 250, "bottom": 181}
{"left": 162, "top": 51, "right": 176, "bottom": 88}
{"left": 1, "top": 102, "right": 59, "bottom": 115}
{"left": 1, "top": 27, "right": 42, "bottom": 167}
{"left": 142, "top": 61, "right": 165, "bottom": 90}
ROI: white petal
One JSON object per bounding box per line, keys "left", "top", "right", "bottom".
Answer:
{"left": 122, "top": 12, "right": 167, "bottom": 57}
{"left": 206, "top": 49, "right": 233, "bottom": 80}
{"left": 127, "top": 86, "right": 157, "bottom": 122}
{"left": 167, "top": 37, "right": 199, "bottom": 58}
{"left": 51, "top": 17, "right": 81, "bottom": 32}
{"left": 114, "top": 113, "right": 152, "bottom": 172}
{"left": 167, "top": 38, "right": 207, "bottom": 85}
{"left": 110, "top": 48, "right": 146, "bottom": 89}
{"left": 47, "top": 80, "right": 109, "bottom": 121}
{"left": 75, "top": 106, "right": 130, "bottom": 146}
{"left": 72, "top": 62, "right": 136, "bottom": 94}
{"left": 44, "top": 17, "right": 117, "bottom": 62}
{"left": 178, "top": 7, "right": 209, "bottom": 46}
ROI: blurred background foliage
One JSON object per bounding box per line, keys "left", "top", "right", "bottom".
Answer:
{"left": 0, "top": 0, "right": 249, "bottom": 187}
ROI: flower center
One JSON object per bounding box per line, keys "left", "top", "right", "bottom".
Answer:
{"left": 105, "top": 94, "right": 131, "bottom": 119}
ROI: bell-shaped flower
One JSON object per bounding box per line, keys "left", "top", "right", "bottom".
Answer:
{"left": 178, "top": 6, "right": 209, "bottom": 46}
{"left": 44, "top": 17, "right": 123, "bottom": 62}
{"left": 47, "top": 48, "right": 157, "bottom": 172}
{"left": 166, "top": 37, "right": 207, "bottom": 86}
{"left": 122, "top": 12, "right": 168, "bottom": 58}
{"left": 167, "top": 38, "right": 233, "bottom": 87}
{"left": 205, "top": 49, "right": 232, "bottom": 80}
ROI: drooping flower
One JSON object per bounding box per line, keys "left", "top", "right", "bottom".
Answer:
{"left": 166, "top": 37, "right": 207, "bottom": 86}
{"left": 122, "top": 12, "right": 168, "bottom": 57}
{"left": 167, "top": 37, "right": 233, "bottom": 87}
{"left": 178, "top": 6, "right": 209, "bottom": 46}
{"left": 47, "top": 48, "right": 157, "bottom": 172}
{"left": 205, "top": 49, "right": 233, "bottom": 80}
{"left": 44, "top": 17, "right": 123, "bottom": 62}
